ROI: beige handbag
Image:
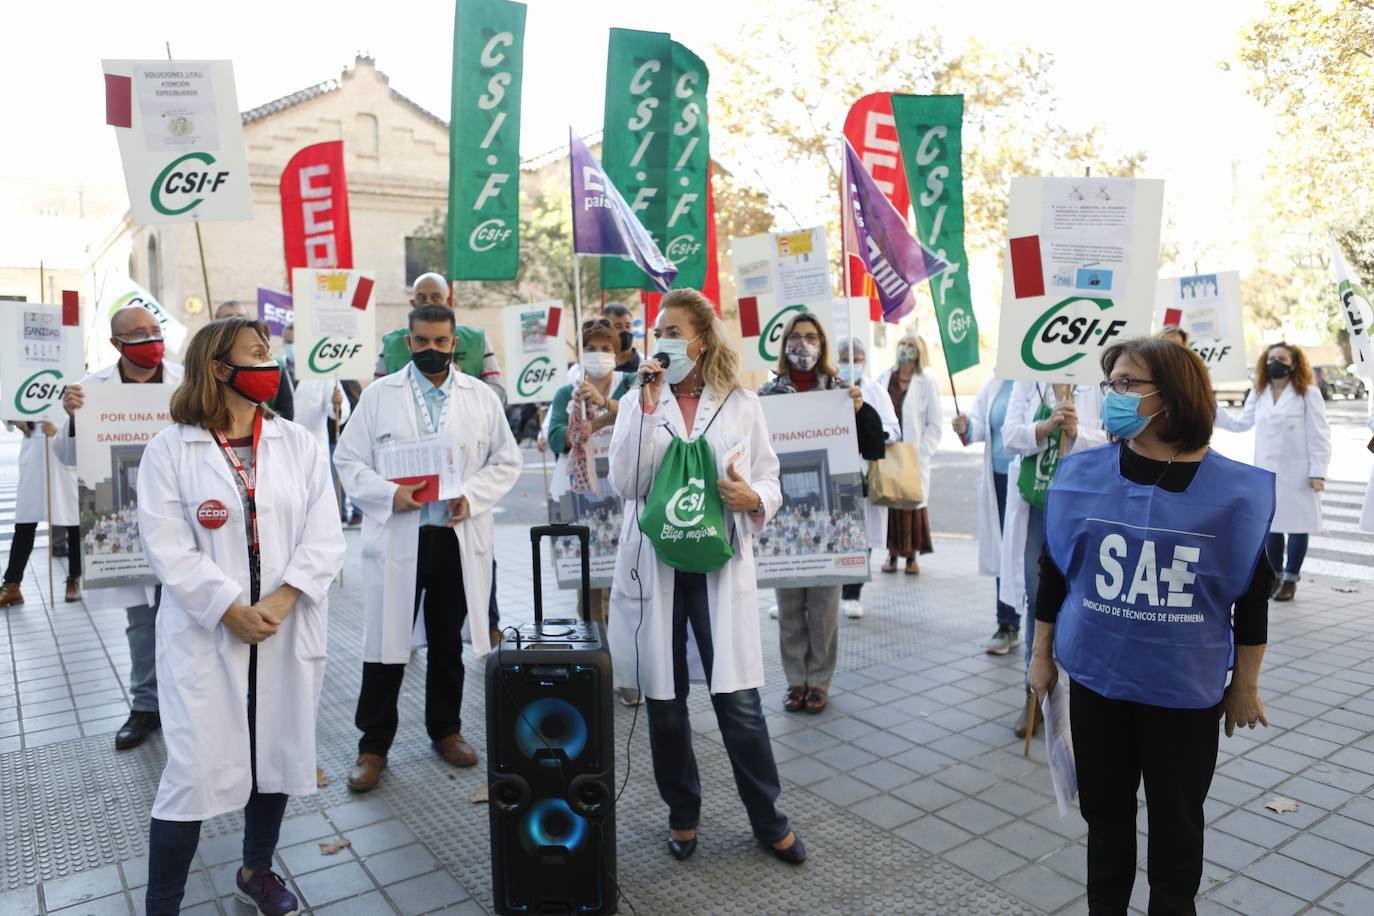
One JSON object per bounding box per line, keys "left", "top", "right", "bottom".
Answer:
{"left": 867, "top": 442, "right": 925, "bottom": 509}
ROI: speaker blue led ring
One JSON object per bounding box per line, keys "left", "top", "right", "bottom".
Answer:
{"left": 520, "top": 798, "right": 588, "bottom": 855}
{"left": 515, "top": 698, "right": 587, "bottom": 764}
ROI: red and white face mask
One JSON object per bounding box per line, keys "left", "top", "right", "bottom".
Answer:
{"left": 221, "top": 361, "right": 281, "bottom": 405}
{"left": 117, "top": 338, "right": 165, "bottom": 369}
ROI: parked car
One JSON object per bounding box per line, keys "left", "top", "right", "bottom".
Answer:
{"left": 1214, "top": 370, "right": 1254, "bottom": 408}
{"left": 1314, "top": 364, "right": 1368, "bottom": 400}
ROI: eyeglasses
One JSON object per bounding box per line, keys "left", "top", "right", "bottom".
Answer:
{"left": 582, "top": 318, "right": 611, "bottom": 329}
{"left": 786, "top": 333, "right": 821, "bottom": 345}
{"left": 114, "top": 331, "right": 164, "bottom": 344}
{"left": 1100, "top": 377, "right": 1155, "bottom": 395}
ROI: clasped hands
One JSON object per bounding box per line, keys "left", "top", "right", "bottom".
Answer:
{"left": 223, "top": 585, "right": 302, "bottom": 645}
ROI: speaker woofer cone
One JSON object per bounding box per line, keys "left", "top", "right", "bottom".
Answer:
{"left": 490, "top": 774, "right": 532, "bottom": 814}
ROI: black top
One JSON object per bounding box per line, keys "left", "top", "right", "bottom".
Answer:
{"left": 1034, "top": 444, "right": 1274, "bottom": 646}
{"left": 615, "top": 350, "right": 642, "bottom": 374}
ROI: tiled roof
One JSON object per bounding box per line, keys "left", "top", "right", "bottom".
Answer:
{"left": 239, "top": 56, "right": 447, "bottom": 129}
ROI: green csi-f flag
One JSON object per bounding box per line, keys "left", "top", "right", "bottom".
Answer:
{"left": 448, "top": 0, "right": 526, "bottom": 281}
{"left": 601, "top": 30, "right": 711, "bottom": 291}
{"left": 890, "top": 94, "right": 979, "bottom": 374}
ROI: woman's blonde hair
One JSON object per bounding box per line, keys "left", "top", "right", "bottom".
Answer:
{"left": 170, "top": 317, "right": 276, "bottom": 431}
{"left": 775, "top": 311, "right": 837, "bottom": 378}
{"left": 897, "top": 332, "right": 930, "bottom": 374}
{"left": 657, "top": 289, "right": 740, "bottom": 392}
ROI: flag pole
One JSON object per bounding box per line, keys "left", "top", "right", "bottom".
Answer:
{"left": 167, "top": 41, "right": 213, "bottom": 311}
{"left": 45, "top": 432, "right": 55, "bottom": 605}
{"left": 839, "top": 139, "right": 855, "bottom": 383}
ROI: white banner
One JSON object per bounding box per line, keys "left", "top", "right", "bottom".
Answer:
{"left": 995, "top": 177, "right": 1164, "bottom": 385}
{"left": 1331, "top": 238, "right": 1374, "bottom": 379}
{"left": 502, "top": 301, "right": 567, "bottom": 405}
{"left": 99, "top": 277, "right": 189, "bottom": 355}
{"left": 0, "top": 302, "right": 85, "bottom": 423}
{"left": 754, "top": 389, "right": 869, "bottom": 588}
{"left": 103, "top": 60, "right": 253, "bottom": 224}
{"left": 291, "top": 268, "right": 377, "bottom": 380}
{"left": 75, "top": 383, "right": 175, "bottom": 589}
{"left": 1155, "top": 271, "right": 1248, "bottom": 382}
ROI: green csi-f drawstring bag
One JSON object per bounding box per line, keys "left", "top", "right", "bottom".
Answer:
{"left": 639, "top": 417, "right": 736, "bottom": 573}
{"left": 1017, "top": 400, "right": 1062, "bottom": 510}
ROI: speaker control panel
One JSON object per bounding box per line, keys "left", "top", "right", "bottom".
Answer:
{"left": 503, "top": 617, "right": 604, "bottom": 649}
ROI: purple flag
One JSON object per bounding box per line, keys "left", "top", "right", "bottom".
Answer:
{"left": 569, "top": 129, "right": 677, "bottom": 292}
{"left": 257, "top": 288, "right": 293, "bottom": 337}
{"left": 843, "top": 138, "right": 949, "bottom": 321}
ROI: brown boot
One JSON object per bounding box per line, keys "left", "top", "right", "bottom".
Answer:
{"left": 347, "top": 753, "right": 386, "bottom": 792}
{"left": 1273, "top": 580, "right": 1297, "bottom": 602}
{"left": 65, "top": 577, "right": 81, "bottom": 603}
{"left": 433, "top": 734, "right": 478, "bottom": 767}
{"left": 0, "top": 582, "right": 22, "bottom": 608}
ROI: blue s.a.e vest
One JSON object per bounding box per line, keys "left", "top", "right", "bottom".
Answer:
{"left": 1045, "top": 443, "right": 1275, "bottom": 709}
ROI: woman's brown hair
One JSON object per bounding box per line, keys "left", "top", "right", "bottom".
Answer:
{"left": 1100, "top": 336, "right": 1215, "bottom": 451}
{"left": 580, "top": 318, "right": 620, "bottom": 353}
{"left": 170, "top": 318, "right": 276, "bottom": 431}
{"left": 1254, "top": 341, "right": 1313, "bottom": 395}
{"left": 775, "top": 311, "right": 837, "bottom": 380}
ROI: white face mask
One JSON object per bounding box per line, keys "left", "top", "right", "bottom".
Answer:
{"left": 655, "top": 335, "right": 701, "bottom": 385}
{"left": 580, "top": 351, "right": 615, "bottom": 380}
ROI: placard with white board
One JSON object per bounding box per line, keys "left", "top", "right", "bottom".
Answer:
{"left": 291, "top": 268, "right": 377, "bottom": 380}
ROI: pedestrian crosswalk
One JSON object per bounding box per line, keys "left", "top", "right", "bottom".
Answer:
{"left": 1305, "top": 480, "right": 1373, "bottom": 583}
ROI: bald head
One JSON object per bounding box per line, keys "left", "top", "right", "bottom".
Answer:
{"left": 214, "top": 300, "right": 247, "bottom": 320}
{"left": 412, "top": 273, "right": 449, "bottom": 307}
{"left": 111, "top": 306, "right": 161, "bottom": 339}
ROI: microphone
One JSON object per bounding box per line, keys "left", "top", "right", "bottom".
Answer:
{"left": 652, "top": 352, "right": 671, "bottom": 370}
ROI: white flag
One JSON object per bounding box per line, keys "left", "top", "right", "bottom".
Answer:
{"left": 1330, "top": 237, "right": 1374, "bottom": 379}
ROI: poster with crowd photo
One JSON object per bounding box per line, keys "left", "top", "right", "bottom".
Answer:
{"left": 1155, "top": 271, "right": 1248, "bottom": 382}
{"left": 74, "top": 383, "right": 175, "bottom": 589}
{"left": 754, "top": 389, "right": 869, "bottom": 588}
{"left": 548, "top": 426, "right": 620, "bottom": 589}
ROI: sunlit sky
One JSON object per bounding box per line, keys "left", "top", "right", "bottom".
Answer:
{"left": 3, "top": 0, "right": 1272, "bottom": 266}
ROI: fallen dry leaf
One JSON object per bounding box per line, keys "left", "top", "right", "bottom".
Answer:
{"left": 1264, "top": 796, "right": 1299, "bottom": 814}
{"left": 1333, "top": 585, "right": 1358, "bottom": 594}
{"left": 319, "top": 839, "right": 351, "bottom": 855}
{"left": 471, "top": 784, "right": 489, "bottom": 805}
{"left": 316, "top": 768, "right": 330, "bottom": 788}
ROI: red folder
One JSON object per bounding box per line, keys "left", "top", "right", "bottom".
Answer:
{"left": 392, "top": 475, "right": 441, "bottom": 503}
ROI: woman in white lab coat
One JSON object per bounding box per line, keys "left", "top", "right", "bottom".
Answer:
{"left": 1215, "top": 342, "right": 1332, "bottom": 600}
{"left": 874, "top": 333, "right": 942, "bottom": 573}
{"left": 1, "top": 419, "right": 81, "bottom": 606}
{"left": 608, "top": 288, "right": 806, "bottom": 865}
{"left": 136, "top": 317, "right": 345, "bottom": 916}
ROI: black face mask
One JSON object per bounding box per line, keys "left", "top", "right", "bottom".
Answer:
{"left": 618, "top": 331, "right": 633, "bottom": 353}
{"left": 1266, "top": 360, "right": 1292, "bottom": 380}
{"left": 411, "top": 347, "right": 453, "bottom": 375}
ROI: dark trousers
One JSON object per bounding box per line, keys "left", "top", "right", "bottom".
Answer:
{"left": 4, "top": 524, "right": 81, "bottom": 583}
{"left": 1070, "top": 680, "right": 1220, "bottom": 916}
{"left": 1265, "top": 532, "right": 1309, "bottom": 581}
{"left": 146, "top": 647, "right": 287, "bottom": 915}
{"left": 991, "top": 472, "right": 1019, "bottom": 630}
{"left": 646, "top": 571, "right": 790, "bottom": 844}
{"left": 840, "top": 549, "right": 870, "bottom": 600}
{"left": 356, "top": 526, "right": 468, "bottom": 756}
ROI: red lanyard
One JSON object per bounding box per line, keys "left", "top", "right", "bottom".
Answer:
{"left": 212, "top": 409, "right": 263, "bottom": 551}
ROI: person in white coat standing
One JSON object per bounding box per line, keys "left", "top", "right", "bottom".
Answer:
{"left": 60, "top": 304, "right": 184, "bottom": 751}
{"left": 136, "top": 317, "right": 345, "bottom": 916}
{"left": 334, "top": 303, "right": 521, "bottom": 793}
{"left": 1, "top": 418, "right": 81, "bottom": 606}
{"left": 874, "top": 333, "right": 942, "bottom": 574}
{"left": 608, "top": 288, "right": 806, "bottom": 866}
{"left": 1215, "top": 342, "right": 1332, "bottom": 601}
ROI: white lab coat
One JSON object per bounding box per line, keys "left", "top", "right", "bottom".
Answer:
{"left": 136, "top": 416, "right": 345, "bottom": 821}
{"left": 5, "top": 422, "right": 79, "bottom": 526}
{"left": 873, "top": 369, "right": 943, "bottom": 509}
{"left": 56, "top": 360, "right": 184, "bottom": 610}
{"left": 960, "top": 376, "right": 1014, "bottom": 577}
{"left": 291, "top": 379, "right": 350, "bottom": 451}
{"left": 856, "top": 375, "right": 901, "bottom": 549}
{"left": 607, "top": 385, "right": 781, "bottom": 701}
{"left": 333, "top": 367, "right": 521, "bottom": 664}
{"left": 997, "top": 381, "right": 1107, "bottom": 611}
{"left": 1360, "top": 401, "right": 1374, "bottom": 534}
{"left": 1215, "top": 384, "right": 1331, "bottom": 533}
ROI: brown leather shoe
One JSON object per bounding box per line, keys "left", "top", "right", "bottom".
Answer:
{"left": 433, "top": 734, "right": 478, "bottom": 767}
{"left": 1273, "top": 581, "right": 1297, "bottom": 602}
{"left": 804, "top": 687, "right": 828, "bottom": 714}
{"left": 0, "top": 582, "right": 22, "bottom": 608}
{"left": 65, "top": 577, "right": 81, "bottom": 603}
{"left": 783, "top": 686, "right": 806, "bottom": 712}
{"left": 347, "top": 753, "right": 386, "bottom": 792}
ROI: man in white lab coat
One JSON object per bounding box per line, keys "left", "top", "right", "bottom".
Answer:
{"left": 60, "top": 305, "right": 184, "bottom": 750}
{"left": 334, "top": 303, "right": 521, "bottom": 792}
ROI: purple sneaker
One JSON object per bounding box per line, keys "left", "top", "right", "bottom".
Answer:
{"left": 235, "top": 866, "right": 300, "bottom": 916}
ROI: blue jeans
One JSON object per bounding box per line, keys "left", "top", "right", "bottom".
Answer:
{"left": 126, "top": 587, "right": 162, "bottom": 713}
{"left": 1023, "top": 503, "right": 1046, "bottom": 683}
{"left": 645, "top": 572, "right": 790, "bottom": 844}
{"left": 1265, "top": 533, "right": 1309, "bottom": 582}
{"left": 992, "top": 472, "right": 1020, "bottom": 631}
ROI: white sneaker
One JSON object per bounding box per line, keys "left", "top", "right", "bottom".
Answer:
{"left": 986, "top": 625, "right": 1021, "bottom": 656}
{"left": 619, "top": 687, "right": 643, "bottom": 706}
{"left": 768, "top": 604, "right": 779, "bottom": 619}
{"left": 842, "top": 599, "right": 864, "bottom": 619}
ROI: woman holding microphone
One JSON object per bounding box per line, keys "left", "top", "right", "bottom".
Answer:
{"left": 137, "top": 317, "right": 345, "bottom": 915}
{"left": 608, "top": 288, "right": 805, "bottom": 865}
{"left": 1030, "top": 337, "right": 1275, "bottom": 915}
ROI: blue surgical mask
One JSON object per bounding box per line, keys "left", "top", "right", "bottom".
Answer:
{"left": 837, "top": 363, "right": 863, "bottom": 386}
{"left": 1102, "top": 390, "right": 1161, "bottom": 440}
{"left": 655, "top": 335, "right": 700, "bottom": 385}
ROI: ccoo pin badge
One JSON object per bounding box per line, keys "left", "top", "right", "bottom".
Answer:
{"left": 196, "top": 499, "right": 229, "bottom": 530}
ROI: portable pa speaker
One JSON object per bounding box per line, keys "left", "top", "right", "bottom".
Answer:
{"left": 486, "top": 525, "right": 617, "bottom": 915}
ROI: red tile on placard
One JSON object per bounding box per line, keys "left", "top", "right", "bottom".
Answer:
{"left": 105, "top": 74, "right": 132, "bottom": 127}
{"left": 1163, "top": 308, "right": 1183, "bottom": 327}
{"left": 738, "top": 297, "right": 761, "bottom": 337}
{"left": 545, "top": 305, "right": 561, "bottom": 338}
{"left": 62, "top": 291, "right": 80, "bottom": 326}
{"left": 1008, "top": 236, "right": 1045, "bottom": 299}
{"left": 350, "top": 276, "right": 374, "bottom": 310}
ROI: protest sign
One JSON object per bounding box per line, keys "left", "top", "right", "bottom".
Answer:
{"left": 100, "top": 277, "right": 189, "bottom": 354}
{"left": 1155, "top": 271, "right": 1248, "bottom": 382}
{"left": 502, "top": 301, "right": 567, "bottom": 405}
{"left": 994, "top": 177, "right": 1164, "bottom": 385}
{"left": 1331, "top": 238, "right": 1374, "bottom": 379}
{"left": 75, "top": 383, "right": 174, "bottom": 590}
{"left": 280, "top": 141, "right": 352, "bottom": 282}
{"left": 102, "top": 60, "right": 252, "bottom": 224}
{"left": 0, "top": 301, "right": 85, "bottom": 423}
{"left": 448, "top": 0, "right": 526, "bottom": 280}
{"left": 257, "top": 288, "right": 293, "bottom": 339}
{"left": 549, "top": 425, "right": 619, "bottom": 589}
{"left": 754, "top": 390, "right": 869, "bottom": 587}
{"left": 291, "top": 268, "right": 376, "bottom": 380}
{"left": 732, "top": 227, "right": 837, "bottom": 372}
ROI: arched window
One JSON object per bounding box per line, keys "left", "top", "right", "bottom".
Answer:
{"left": 356, "top": 113, "right": 379, "bottom": 158}
{"left": 147, "top": 236, "right": 161, "bottom": 301}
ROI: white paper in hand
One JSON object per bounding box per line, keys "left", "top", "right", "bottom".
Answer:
{"left": 1042, "top": 682, "right": 1078, "bottom": 817}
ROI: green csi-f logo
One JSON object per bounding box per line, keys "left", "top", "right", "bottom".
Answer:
{"left": 666, "top": 478, "right": 707, "bottom": 528}
{"left": 946, "top": 307, "right": 973, "bottom": 345}
{"left": 1021, "top": 297, "right": 1127, "bottom": 372}
{"left": 517, "top": 356, "right": 560, "bottom": 398}
{"left": 308, "top": 338, "right": 363, "bottom": 374}
{"left": 14, "top": 369, "right": 64, "bottom": 415}
{"left": 758, "top": 304, "right": 806, "bottom": 362}
{"left": 151, "top": 152, "right": 231, "bottom": 216}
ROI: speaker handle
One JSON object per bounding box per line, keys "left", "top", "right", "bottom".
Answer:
{"left": 530, "top": 524, "right": 592, "bottom": 624}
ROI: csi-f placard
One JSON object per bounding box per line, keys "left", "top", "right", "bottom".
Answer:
{"left": 291, "top": 268, "right": 377, "bottom": 380}
{"left": 1155, "top": 271, "right": 1248, "bottom": 383}
{"left": 103, "top": 59, "right": 252, "bottom": 224}
{"left": 502, "top": 300, "right": 567, "bottom": 405}
{"left": 0, "top": 301, "right": 86, "bottom": 423}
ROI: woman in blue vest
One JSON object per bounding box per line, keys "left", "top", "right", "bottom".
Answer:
{"left": 1029, "top": 337, "right": 1276, "bottom": 915}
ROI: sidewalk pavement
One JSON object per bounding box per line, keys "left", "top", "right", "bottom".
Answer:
{"left": 1, "top": 506, "right": 1373, "bottom": 914}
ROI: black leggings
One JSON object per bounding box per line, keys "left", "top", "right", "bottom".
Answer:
{"left": 4, "top": 524, "right": 80, "bottom": 583}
